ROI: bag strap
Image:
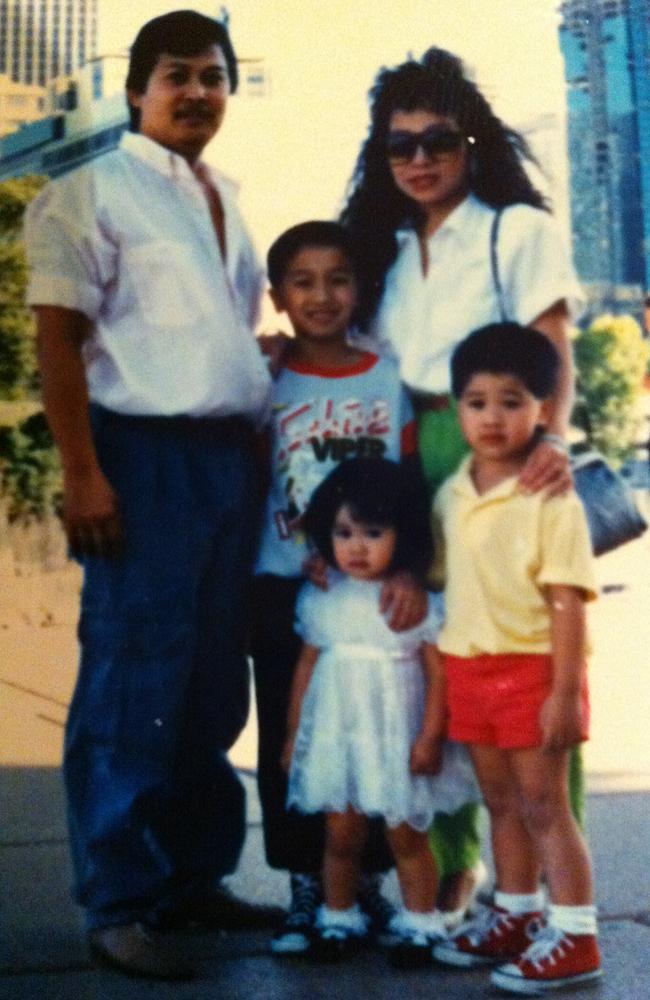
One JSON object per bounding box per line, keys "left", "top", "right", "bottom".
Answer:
{"left": 570, "top": 449, "right": 610, "bottom": 472}
{"left": 490, "top": 208, "right": 507, "bottom": 321}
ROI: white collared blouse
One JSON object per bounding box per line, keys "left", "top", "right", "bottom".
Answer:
{"left": 25, "top": 132, "right": 271, "bottom": 422}
{"left": 370, "top": 193, "right": 583, "bottom": 395}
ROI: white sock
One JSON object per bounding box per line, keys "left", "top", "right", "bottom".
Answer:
{"left": 391, "top": 907, "right": 447, "bottom": 938}
{"left": 548, "top": 903, "right": 598, "bottom": 936}
{"left": 494, "top": 890, "right": 544, "bottom": 915}
{"left": 317, "top": 903, "right": 367, "bottom": 934}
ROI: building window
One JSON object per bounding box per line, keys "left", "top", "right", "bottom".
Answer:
{"left": 0, "top": 0, "right": 8, "bottom": 75}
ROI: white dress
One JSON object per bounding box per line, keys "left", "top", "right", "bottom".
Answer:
{"left": 287, "top": 576, "right": 480, "bottom": 832}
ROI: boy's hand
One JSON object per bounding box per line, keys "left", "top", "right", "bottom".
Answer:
{"left": 380, "top": 572, "right": 428, "bottom": 632}
{"left": 539, "top": 688, "right": 584, "bottom": 751}
{"left": 409, "top": 735, "right": 443, "bottom": 775}
{"left": 302, "top": 553, "right": 329, "bottom": 590}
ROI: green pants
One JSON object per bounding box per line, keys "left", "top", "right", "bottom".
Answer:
{"left": 418, "top": 407, "right": 585, "bottom": 877}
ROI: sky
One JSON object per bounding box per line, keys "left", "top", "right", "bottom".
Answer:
{"left": 98, "top": 1, "right": 572, "bottom": 309}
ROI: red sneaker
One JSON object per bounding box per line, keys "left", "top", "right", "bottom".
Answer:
{"left": 490, "top": 925, "right": 602, "bottom": 994}
{"left": 433, "top": 906, "right": 543, "bottom": 968}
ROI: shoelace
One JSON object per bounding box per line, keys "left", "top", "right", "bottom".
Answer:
{"left": 519, "top": 926, "right": 573, "bottom": 970}
{"left": 457, "top": 906, "right": 515, "bottom": 945}
{"left": 286, "top": 874, "right": 321, "bottom": 927}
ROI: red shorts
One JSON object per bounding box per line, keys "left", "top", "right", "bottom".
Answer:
{"left": 443, "top": 652, "right": 590, "bottom": 749}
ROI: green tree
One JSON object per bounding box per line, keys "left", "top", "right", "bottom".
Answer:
{"left": 0, "top": 411, "right": 62, "bottom": 520}
{"left": 0, "top": 175, "right": 63, "bottom": 521}
{"left": 0, "top": 175, "right": 47, "bottom": 397}
{"left": 572, "top": 313, "right": 650, "bottom": 466}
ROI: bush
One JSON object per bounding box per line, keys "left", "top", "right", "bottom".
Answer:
{"left": 0, "top": 411, "right": 62, "bottom": 520}
{"left": 0, "top": 175, "right": 47, "bottom": 398}
{"left": 572, "top": 313, "right": 650, "bottom": 467}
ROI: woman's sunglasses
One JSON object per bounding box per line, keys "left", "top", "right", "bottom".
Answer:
{"left": 386, "top": 125, "right": 470, "bottom": 164}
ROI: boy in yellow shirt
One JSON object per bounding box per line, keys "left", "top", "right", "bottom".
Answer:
{"left": 432, "top": 323, "right": 602, "bottom": 994}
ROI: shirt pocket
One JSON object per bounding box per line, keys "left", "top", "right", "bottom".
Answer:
{"left": 123, "top": 240, "right": 214, "bottom": 329}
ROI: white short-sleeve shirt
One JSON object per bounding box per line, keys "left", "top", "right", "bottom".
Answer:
{"left": 371, "top": 193, "right": 583, "bottom": 394}
{"left": 25, "top": 132, "right": 271, "bottom": 422}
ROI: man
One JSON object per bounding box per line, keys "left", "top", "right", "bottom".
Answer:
{"left": 25, "top": 11, "right": 279, "bottom": 981}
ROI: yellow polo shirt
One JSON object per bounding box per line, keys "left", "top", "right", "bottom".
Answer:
{"left": 434, "top": 457, "right": 597, "bottom": 657}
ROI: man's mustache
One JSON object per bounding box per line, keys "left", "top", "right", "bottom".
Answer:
{"left": 174, "top": 103, "right": 215, "bottom": 121}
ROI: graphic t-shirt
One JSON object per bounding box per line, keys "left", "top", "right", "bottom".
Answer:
{"left": 255, "top": 352, "right": 416, "bottom": 577}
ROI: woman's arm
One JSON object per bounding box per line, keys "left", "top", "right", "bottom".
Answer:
{"left": 519, "top": 300, "right": 574, "bottom": 497}
{"left": 280, "top": 642, "right": 320, "bottom": 772}
{"left": 539, "top": 583, "right": 587, "bottom": 751}
{"left": 410, "top": 642, "right": 447, "bottom": 775}
{"left": 531, "top": 301, "right": 575, "bottom": 436}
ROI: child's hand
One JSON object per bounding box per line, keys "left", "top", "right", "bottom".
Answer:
{"left": 409, "top": 735, "right": 443, "bottom": 775}
{"left": 539, "top": 688, "right": 584, "bottom": 751}
{"left": 380, "top": 572, "right": 428, "bottom": 632}
{"left": 302, "top": 553, "right": 329, "bottom": 590}
{"left": 280, "top": 734, "right": 296, "bottom": 773}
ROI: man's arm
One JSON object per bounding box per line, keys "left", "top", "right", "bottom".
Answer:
{"left": 35, "top": 305, "right": 123, "bottom": 557}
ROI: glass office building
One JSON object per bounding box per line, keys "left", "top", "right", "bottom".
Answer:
{"left": 0, "top": 0, "right": 97, "bottom": 87}
{"left": 559, "top": 0, "right": 650, "bottom": 313}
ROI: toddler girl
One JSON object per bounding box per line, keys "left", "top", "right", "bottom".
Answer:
{"left": 281, "top": 457, "right": 479, "bottom": 967}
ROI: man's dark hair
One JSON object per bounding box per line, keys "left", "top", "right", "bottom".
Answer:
{"left": 126, "top": 10, "right": 238, "bottom": 130}
{"left": 451, "top": 322, "right": 561, "bottom": 400}
{"left": 302, "top": 457, "right": 433, "bottom": 578}
{"left": 267, "top": 220, "right": 360, "bottom": 289}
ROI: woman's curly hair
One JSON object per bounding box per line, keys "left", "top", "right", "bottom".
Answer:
{"left": 340, "top": 48, "right": 548, "bottom": 328}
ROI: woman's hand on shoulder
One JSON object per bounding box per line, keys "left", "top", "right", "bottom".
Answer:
{"left": 380, "top": 571, "right": 428, "bottom": 632}
{"left": 518, "top": 438, "right": 572, "bottom": 498}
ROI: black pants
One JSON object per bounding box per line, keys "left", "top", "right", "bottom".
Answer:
{"left": 250, "top": 575, "right": 393, "bottom": 875}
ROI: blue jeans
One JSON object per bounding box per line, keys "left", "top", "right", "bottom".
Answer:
{"left": 64, "top": 407, "right": 260, "bottom": 930}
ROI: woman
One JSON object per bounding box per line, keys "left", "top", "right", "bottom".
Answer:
{"left": 341, "top": 47, "right": 584, "bottom": 924}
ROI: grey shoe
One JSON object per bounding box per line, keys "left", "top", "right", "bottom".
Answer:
{"left": 88, "top": 922, "right": 195, "bottom": 981}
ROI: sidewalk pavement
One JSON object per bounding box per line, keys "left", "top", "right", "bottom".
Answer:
{"left": 2, "top": 534, "right": 650, "bottom": 999}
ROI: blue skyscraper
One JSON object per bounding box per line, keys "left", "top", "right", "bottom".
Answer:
{"left": 0, "top": 0, "right": 97, "bottom": 87}
{"left": 559, "top": 0, "right": 650, "bottom": 314}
